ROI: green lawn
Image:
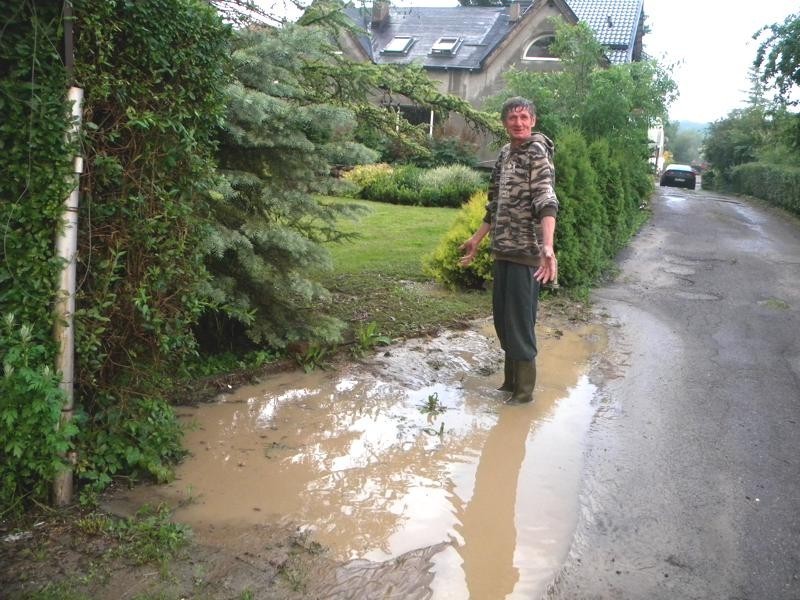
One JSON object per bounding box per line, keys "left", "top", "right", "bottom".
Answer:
{"left": 324, "top": 197, "right": 463, "bottom": 278}
{"left": 319, "top": 197, "right": 492, "bottom": 340}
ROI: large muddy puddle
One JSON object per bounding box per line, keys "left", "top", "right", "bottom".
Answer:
{"left": 109, "top": 318, "right": 605, "bottom": 599}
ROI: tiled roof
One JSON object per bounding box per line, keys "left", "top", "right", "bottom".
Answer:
{"left": 344, "top": 0, "right": 642, "bottom": 69}
{"left": 606, "top": 48, "right": 632, "bottom": 64}
{"left": 567, "top": 0, "right": 643, "bottom": 60}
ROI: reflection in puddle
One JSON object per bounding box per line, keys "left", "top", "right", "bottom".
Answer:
{"left": 113, "top": 322, "right": 604, "bottom": 599}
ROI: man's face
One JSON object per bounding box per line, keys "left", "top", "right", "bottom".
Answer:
{"left": 502, "top": 107, "right": 535, "bottom": 144}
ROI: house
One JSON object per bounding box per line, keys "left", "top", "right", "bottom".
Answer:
{"left": 339, "top": 0, "right": 645, "bottom": 111}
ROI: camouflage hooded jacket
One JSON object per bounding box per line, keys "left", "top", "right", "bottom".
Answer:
{"left": 483, "top": 132, "right": 559, "bottom": 267}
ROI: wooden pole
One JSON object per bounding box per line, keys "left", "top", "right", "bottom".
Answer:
{"left": 53, "top": 0, "right": 83, "bottom": 506}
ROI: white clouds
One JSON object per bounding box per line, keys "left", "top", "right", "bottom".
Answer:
{"left": 642, "top": 1, "right": 798, "bottom": 123}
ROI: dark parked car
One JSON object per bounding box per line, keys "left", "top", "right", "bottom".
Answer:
{"left": 660, "top": 163, "right": 696, "bottom": 189}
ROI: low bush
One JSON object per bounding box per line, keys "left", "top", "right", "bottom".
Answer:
{"left": 344, "top": 163, "right": 486, "bottom": 207}
{"left": 342, "top": 163, "right": 394, "bottom": 196}
{"left": 1, "top": 316, "right": 74, "bottom": 515}
{"left": 701, "top": 169, "right": 716, "bottom": 190}
{"left": 75, "top": 397, "right": 186, "bottom": 495}
{"left": 419, "top": 164, "right": 487, "bottom": 204}
{"left": 423, "top": 191, "right": 493, "bottom": 289}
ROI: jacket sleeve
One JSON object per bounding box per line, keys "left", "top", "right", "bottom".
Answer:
{"left": 529, "top": 141, "right": 559, "bottom": 220}
{"left": 483, "top": 154, "right": 503, "bottom": 224}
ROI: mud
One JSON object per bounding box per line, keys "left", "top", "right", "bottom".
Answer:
{"left": 103, "top": 317, "right": 606, "bottom": 599}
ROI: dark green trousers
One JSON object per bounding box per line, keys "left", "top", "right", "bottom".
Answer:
{"left": 492, "top": 260, "right": 539, "bottom": 361}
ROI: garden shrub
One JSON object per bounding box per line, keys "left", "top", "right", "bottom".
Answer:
{"left": 343, "top": 163, "right": 395, "bottom": 195}
{"left": 701, "top": 169, "right": 716, "bottom": 190}
{"left": 423, "top": 191, "right": 493, "bottom": 289}
{"left": 612, "top": 146, "right": 650, "bottom": 237}
{"left": 345, "top": 163, "right": 486, "bottom": 207}
{"left": 418, "top": 164, "right": 487, "bottom": 205}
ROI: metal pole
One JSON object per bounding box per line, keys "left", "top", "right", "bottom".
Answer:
{"left": 53, "top": 0, "right": 82, "bottom": 507}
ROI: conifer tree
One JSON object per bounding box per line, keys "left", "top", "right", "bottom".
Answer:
{"left": 204, "top": 14, "right": 499, "bottom": 350}
{"left": 205, "top": 25, "right": 374, "bottom": 349}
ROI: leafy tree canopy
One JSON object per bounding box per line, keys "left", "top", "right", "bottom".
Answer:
{"left": 490, "top": 18, "right": 676, "bottom": 147}
{"left": 754, "top": 12, "right": 800, "bottom": 104}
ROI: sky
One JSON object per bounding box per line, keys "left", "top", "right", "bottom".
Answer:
{"left": 640, "top": 0, "right": 797, "bottom": 124}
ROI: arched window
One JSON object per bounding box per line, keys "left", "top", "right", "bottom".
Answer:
{"left": 522, "top": 34, "right": 558, "bottom": 61}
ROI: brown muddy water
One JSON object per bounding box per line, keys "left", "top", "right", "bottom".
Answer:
{"left": 109, "top": 319, "right": 605, "bottom": 599}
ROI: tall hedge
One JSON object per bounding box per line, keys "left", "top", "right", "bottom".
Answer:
{"left": 554, "top": 129, "right": 607, "bottom": 288}
{"left": 730, "top": 162, "right": 800, "bottom": 216}
{"left": 1, "top": 3, "right": 75, "bottom": 514}
{"left": 588, "top": 139, "right": 627, "bottom": 254}
{"left": 68, "top": 0, "right": 231, "bottom": 490}
{"left": 1, "top": 0, "right": 232, "bottom": 512}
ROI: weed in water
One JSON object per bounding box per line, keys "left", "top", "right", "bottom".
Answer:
{"left": 176, "top": 485, "right": 197, "bottom": 508}
{"left": 75, "top": 513, "right": 112, "bottom": 536}
{"left": 107, "top": 503, "right": 189, "bottom": 566}
{"left": 418, "top": 392, "right": 447, "bottom": 416}
{"left": 281, "top": 564, "right": 307, "bottom": 592}
{"left": 763, "top": 297, "right": 790, "bottom": 310}
{"left": 351, "top": 321, "right": 392, "bottom": 358}
{"left": 294, "top": 343, "right": 332, "bottom": 372}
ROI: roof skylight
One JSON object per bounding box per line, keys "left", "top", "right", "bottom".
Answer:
{"left": 431, "top": 36, "right": 462, "bottom": 56}
{"left": 382, "top": 36, "right": 415, "bottom": 54}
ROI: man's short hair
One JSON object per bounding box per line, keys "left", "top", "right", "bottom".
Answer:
{"left": 501, "top": 97, "right": 536, "bottom": 121}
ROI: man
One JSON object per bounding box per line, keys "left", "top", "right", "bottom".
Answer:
{"left": 459, "top": 97, "right": 558, "bottom": 403}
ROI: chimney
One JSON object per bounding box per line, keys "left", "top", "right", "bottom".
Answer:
{"left": 509, "top": 0, "right": 521, "bottom": 22}
{"left": 371, "top": 0, "right": 390, "bottom": 28}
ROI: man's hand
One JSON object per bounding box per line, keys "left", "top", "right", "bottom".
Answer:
{"left": 534, "top": 244, "right": 557, "bottom": 283}
{"left": 458, "top": 223, "right": 490, "bottom": 267}
{"left": 459, "top": 238, "right": 479, "bottom": 267}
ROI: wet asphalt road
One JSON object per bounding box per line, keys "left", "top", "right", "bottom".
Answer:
{"left": 547, "top": 184, "right": 800, "bottom": 599}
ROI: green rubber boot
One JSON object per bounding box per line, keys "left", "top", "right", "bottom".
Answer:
{"left": 498, "top": 356, "right": 515, "bottom": 392}
{"left": 509, "top": 360, "right": 536, "bottom": 404}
